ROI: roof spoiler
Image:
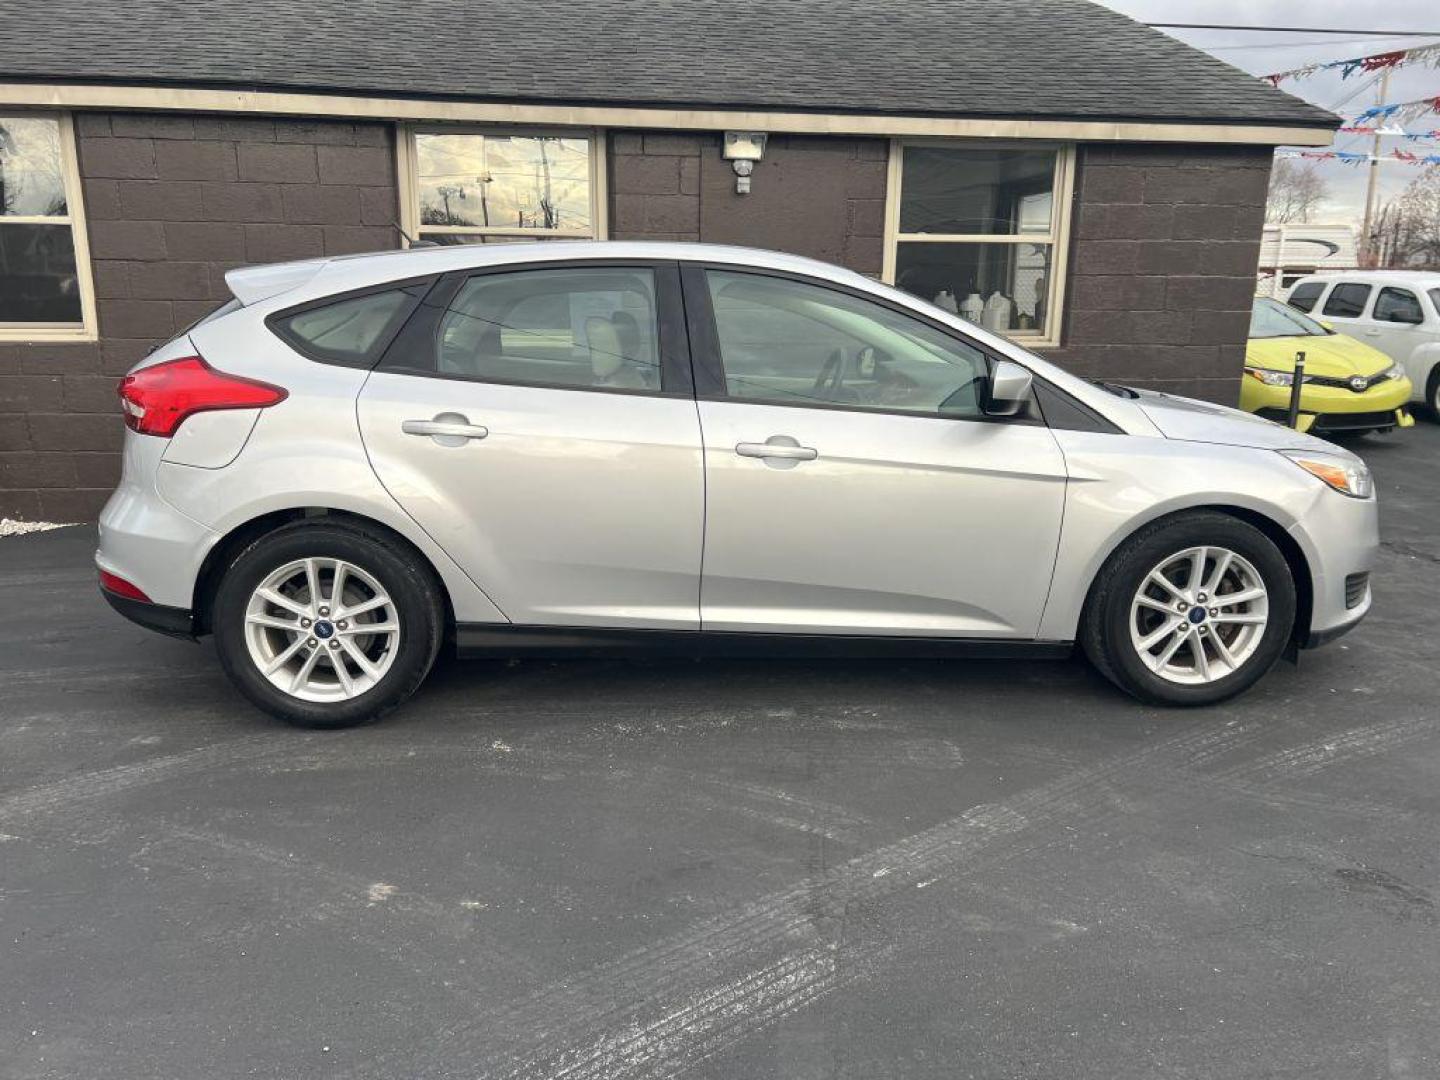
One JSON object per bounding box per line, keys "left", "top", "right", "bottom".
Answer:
{"left": 224, "top": 258, "right": 329, "bottom": 305}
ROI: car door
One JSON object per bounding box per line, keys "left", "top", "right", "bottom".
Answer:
{"left": 1368, "top": 285, "right": 1431, "bottom": 376}
{"left": 356, "top": 261, "right": 705, "bottom": 629}
{"left": 682, "top": 265, "right": 1068, "bottom": 639}
{"left": 1318, "top": 281, "right": 1373, "bottom": 335}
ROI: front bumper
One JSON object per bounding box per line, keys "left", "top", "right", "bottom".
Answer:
{"left": 1243, "top": 375, "right": 1413, "bottom": 433}
{"left": 1289, "top": 486, "right": 1379, "bottom": 650}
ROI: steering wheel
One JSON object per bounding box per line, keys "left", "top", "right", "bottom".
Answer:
{"left": 812, "top": 348, "right": 847, "bottom": 398}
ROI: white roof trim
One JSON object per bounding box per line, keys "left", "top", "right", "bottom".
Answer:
{"left": 0, "top": 82, "right": 1336, "bottom": 146}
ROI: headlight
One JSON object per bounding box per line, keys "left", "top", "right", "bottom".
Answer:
{"left": 1280, "top": 450, "right": 1373, "bottom": 498}
{"left": 1383, "top": 363, "right": 1406, "bottom": 381}
{"left": 1245, "top": 366, "right": 1294, "bottom": 387}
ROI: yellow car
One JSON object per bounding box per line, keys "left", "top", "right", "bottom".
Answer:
{"left": 1243, "top": 298, "right": 1413, "bottom": 436}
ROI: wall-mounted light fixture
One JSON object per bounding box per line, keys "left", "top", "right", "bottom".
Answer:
{"left": 722, "top": 131, "right": 768, "bottom": 195}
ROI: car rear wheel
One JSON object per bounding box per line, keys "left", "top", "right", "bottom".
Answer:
{"left": 1081, "top": 512, "right": 1296, "bottom": 706}
{"left": 1428, "top": 366, "right": 1440, "bottom": 421}
{"left": 213, "top": 520, "right": 443, "bottom": 728}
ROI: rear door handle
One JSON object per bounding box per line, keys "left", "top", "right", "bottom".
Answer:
{"left": 402, "top": 413, "right": 489, "bottom": 446}
{"left": 736, "top": 436, "right": 818, "bottom": 462}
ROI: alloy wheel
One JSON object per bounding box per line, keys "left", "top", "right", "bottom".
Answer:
{"left": 1128, "top": 545, "right": 1269, "bottom": 685}
{"left": 243, "top": 557, "right": 401, "bottom": 702}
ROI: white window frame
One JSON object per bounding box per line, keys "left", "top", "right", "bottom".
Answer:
{"left": 881, "top": 139, "right": 1075, "bottom": 350}
{"left": 0, "top": 111, "right": 97, "bottom": 342}
{"left": 398, "top": 124, "right": 608, "bottom": 246}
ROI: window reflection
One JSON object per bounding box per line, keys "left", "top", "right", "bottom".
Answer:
{"left": 898, "top": 147, "right": 1054, "bottom": 236}
{"left": 0, "top": 117, "right": 67, "bottom": 217}
{"left": 415, "top": 133, "right": 591, "bottom": 233}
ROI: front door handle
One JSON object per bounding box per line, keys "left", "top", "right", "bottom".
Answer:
{"left": 402, "top": 412, "right": 489, "bottom": 447}
{"left": 736, "top": 436, "right": 818, "bottom": 463}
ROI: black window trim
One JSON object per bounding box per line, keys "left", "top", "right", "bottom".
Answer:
{"left": 677, "top": 260, "right": 1113, "bottom": 431}
{"left": 266, "top": 274, "right": 438, "bottom": 369}
{"left": 374, "top": 258, "right": 694, "bottom": 400}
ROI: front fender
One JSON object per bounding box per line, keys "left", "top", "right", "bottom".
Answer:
{"left": 1038, "top": 431, "right": 1325, "bottom": 641}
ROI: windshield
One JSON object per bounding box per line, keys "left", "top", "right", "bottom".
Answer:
{"left": 1249, "top": 297, "right": 1329, "bottom": 339}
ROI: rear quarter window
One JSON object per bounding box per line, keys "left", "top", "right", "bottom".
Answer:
{"left": 270, "top": 285, "right": 427, "bottom": 366}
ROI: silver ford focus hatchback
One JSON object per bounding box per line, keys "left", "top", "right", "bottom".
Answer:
{"left": 97, "top": 243, "right": 1378, "bottom": 727}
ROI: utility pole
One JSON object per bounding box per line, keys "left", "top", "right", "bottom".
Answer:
{"left": 1359, "top": 67, "right": 1390, "bottom": 266}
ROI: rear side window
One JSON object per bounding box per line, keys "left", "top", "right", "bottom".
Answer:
{"left": 434, "top": 267, "right": 661, "bottom": 392}
{"left": 271, "top": 287, "right": 419, "bottom": 366}
{"left": 1374, "top": 286, "right": 1424, "bottom": 324}
{"left": 1430, "top": 289, "right": 1440, "bottom": 317}
{"left": 1287, "top": 281, "right": 1324, "bottom": 312}
{"left": 1322, "top": 283, "right": 1372, "bottom": 319}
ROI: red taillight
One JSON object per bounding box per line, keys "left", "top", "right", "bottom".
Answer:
{"left": 99, "top": 569, "right": 152, "bottom": 603}
{"left": 117, "top": 355, "right": 287, "bottom": 437}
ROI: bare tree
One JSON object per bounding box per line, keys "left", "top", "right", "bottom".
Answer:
{"left": 1374, "top": 168, "right": 1440, "bottom": 269}
{"left": 1265, "top": 158, "right": 1330, "bottom": 224}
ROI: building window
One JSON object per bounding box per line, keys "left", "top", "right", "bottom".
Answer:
{"left": 0, "top": 113, "right": 95, "bottom": 341}
{"left": 883, "top": 141, "right": 1074, "bottom": 348}
{"left": 399, "top": 127, "right": 605, "bottom": 246}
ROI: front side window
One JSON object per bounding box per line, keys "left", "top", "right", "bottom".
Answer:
{"left": 436, "top": 267, "right": 660, "bottom": 392}
{"left": 887, "top": 142, "right": 1073, "bottom": 347}
{"left": 0, "top": 114, "right": 94, "bottom": 339}
{"left": 405, "top": 129, "right": 601, "bottom": 246}
{"left": 706, "top": 270, "right": 990, "bottom": 418}
{"left": 1322, "top": 283, "right": 1372, "bottom": 319}
{"left": 1373, "top": 286, "right": 1424, "bottom": 325}
{"left": 1287, "top": 281, "right": 1324, "bottom": 312}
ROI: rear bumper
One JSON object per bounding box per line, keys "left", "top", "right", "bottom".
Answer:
{"left": 96, "top": 442, "right": 217, "bottom": 611}
{"left": 100, "top": 586, "right": 197, "bottom": 640}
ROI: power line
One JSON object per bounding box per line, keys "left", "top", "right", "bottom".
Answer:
{"left": 1146, "top": 23, "right": 1440, "bottom": 36}
{"left": 1207, "top": 37, "right": 1432, "bottom": 51}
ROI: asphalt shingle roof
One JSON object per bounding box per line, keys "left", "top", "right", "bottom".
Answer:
{"left": 0, "top": 0, "right": 1337, "bottom": 129}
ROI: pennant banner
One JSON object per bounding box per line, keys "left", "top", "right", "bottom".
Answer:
{"left": 1351, "top": 96, "right": 1440, "bottom": 128}
{"left": 1337, "top": 126, "right": 1440, "bottom": 138}
{"left": 1279, "top": 149, "right": 1440, "bottom": 165}
{"left": 1263, "top": 41, "right": 1440, "bottom": 84}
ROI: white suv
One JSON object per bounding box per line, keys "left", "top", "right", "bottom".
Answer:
{"left": 1284, "top": 271, "right": 1440, "bottom": 417}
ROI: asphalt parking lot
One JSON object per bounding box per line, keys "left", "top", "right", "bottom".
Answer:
{"left": 2, "top": 422, "right": 1438, "bottom": 1080}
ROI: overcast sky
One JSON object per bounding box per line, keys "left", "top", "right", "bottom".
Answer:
{"left": 1091, "top": 0, "right": 1440, "bottom": 224}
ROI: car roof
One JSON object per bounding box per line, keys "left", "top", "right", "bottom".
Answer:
{"left": 1292, "top": 271, "right": 1440, "bottom": 287}
{"left": 226, "top": 241, "right": 877, "bottom": 306}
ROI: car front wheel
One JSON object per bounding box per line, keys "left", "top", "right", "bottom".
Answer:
{"left": 1081, "top": 512, "right": 1297, "bottom": 706}
{"left": 212, "top": 520, "right": 444, "bottom": 728}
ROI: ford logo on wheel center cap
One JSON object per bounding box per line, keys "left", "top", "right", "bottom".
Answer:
{"left": 314, "top": 620, "right": 335, "bottom": 639}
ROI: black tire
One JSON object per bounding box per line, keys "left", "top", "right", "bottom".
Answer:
{"left": 1428, "top": 366, "right": 1440, "bottom": 422}
{"left": 1080, "top": 512, "right": 1297, "bottom": 707}
{"left": 212, "top": 519, "right": 444, "bottom": 728}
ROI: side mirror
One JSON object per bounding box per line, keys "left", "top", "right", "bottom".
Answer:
{"left": 985, "top": 360, "right": 1034, "bottom": 417}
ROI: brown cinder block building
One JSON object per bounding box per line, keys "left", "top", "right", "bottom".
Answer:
{"left": 0, "top": 0, "right": 1336, "bottom": 520}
